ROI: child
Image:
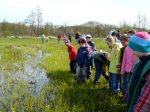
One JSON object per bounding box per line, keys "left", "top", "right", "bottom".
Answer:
{"left": 92, "top": 50, "right": 110, "bottom": 85}
{"left": 111, "top": 31, "right": 121, "bottom": 43}
{"left": 106, "top": 36, "right": 122, "bottom": 93}
{"left": 57, "top": 34, "right": 61, "bottom": 44}
{"left": 76, "top": 37, "right": 92, "bottom": 83}
{"left": 65, "top": 39, "right": 77, "bottom": 74}
{"left": 120, "top": 35, "right": 137, "bottom": 96}
{"left": 127, "top": 32, "right": 150, "bottom": 112}
{"left": 85, "top": 34, "right": 96, "bottom": 50}
{"left": 85, "top": 34, "right": 95, "bottom": 79}
{"left": 41, "top": 33, "right": 45, "bottom": 44}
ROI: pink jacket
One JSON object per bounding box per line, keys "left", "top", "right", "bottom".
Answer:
{"left": 121, "top": 46, "right": 137, "bottom": 75}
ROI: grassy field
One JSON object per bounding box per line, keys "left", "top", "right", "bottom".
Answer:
{"left": 0, "top": 38, "right": 126, "bottom": 112}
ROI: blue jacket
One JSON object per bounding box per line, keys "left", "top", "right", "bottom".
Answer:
{"left": 87, "top": 41, "right": 96, "bottom": 50}
{"left": 76, "top": 47, "right": 92, "bottom": 67}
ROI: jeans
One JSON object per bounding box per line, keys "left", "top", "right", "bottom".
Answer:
{"left": 122, "top": 72, "right": 132, "bottom": 96}
{"left": 76, "top": 66, "right": 87, "bottom": 81}
{"left": 122, "top": 75, "right": 128, "bottom": 96}
{"left": 87, "top": 66, "right": 92, "bottom": 79}
{"left": 94, "top": 60, "right": 110, "bottom": 85}
{"left": 110, "top": 73, "right": 121, "bottom": 93}
{"left": 70, "top": 60, "right": 77, "bottom": 74}
{"left": 127, "top": 72, "right": 132, "bottom": 84}
{"left": 93, "top": 60, "right": 102, "bottom": 84}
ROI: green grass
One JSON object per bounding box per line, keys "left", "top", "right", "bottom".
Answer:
{"left": 0, "top": 38, "right": 126, "bottom": 112}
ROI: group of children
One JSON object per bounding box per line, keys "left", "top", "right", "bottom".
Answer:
{"left": 65, "top": 35, "right": 94, "bottom": 83}
{"left": 64, "top": 30, "right": 150, "bottom": 111}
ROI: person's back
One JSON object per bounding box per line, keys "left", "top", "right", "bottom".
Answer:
{"left": 127, "top": 32, "right": 150, "bottom": 112}
{"left": 76, "top": 47, "right": 91, "bottom": 67}
{"left": 121, "top": 46, "right": 137, "bottom": 75}
{"left": 92, "top": 50, "right": 110, "bottom": 84}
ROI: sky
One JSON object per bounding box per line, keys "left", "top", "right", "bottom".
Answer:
{"left": 0, "top": 0, "right": 150, "bottom": 26}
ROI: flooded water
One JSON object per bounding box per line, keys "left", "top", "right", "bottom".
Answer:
{"left": 0, "top": 49, "right": 51, "bottom": 108}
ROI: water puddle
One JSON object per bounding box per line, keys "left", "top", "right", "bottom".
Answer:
{"left": 0, "top": 48, "right": 51, "bottom": 108}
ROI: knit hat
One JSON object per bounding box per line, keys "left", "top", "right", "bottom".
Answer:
{"left": 78, "top": 37, "right": 86, "bottom": 44}
{"left": 128, "top": 32, "right": 150, "bottom": 53}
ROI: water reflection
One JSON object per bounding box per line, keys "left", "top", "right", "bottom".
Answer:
{"left": 0, "top": 49, "right": 50, "bottom": 105}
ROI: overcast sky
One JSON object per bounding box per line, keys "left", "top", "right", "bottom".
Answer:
{"left": 0, "top": 0, "right": 149, "bottom": 26}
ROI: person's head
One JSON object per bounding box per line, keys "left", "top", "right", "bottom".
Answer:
{"left": 120, "top": 34, "right": 129, "bottom": 47}
{"left": 78, "top": 37, "right": 86, "bottom": 47}
{"left": 128, "top": 29, "right": 136, "bottom": 38}
{"left": 128, "top": 32, "right": 150, "bottom": 57}
{"left": 106, "top": 36, "right": 115, "bottom": 48}
{"left": 111, "top": 32, "right": 117, "bottom": 37}
{"left": 85, "top": 34, "right": 92, "bottom": 42}
{"left": 64, "top": 39, "right": 71, "bottom": 46}
{"left": 111, "top": 31, "right": 119, "bottom": 40}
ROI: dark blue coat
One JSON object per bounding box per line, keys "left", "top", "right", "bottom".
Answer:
{"left": 76, "top": 47, "right": 92, "bottom": 67}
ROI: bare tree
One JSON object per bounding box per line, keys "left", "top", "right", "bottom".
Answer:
{"left": 141, "top": 14, "right": 148, "bottom": 29}
{"left": 36, "top": 6, "right": 43, "bottom": 36}
{"left": 136, "top": 13, "right": 148, "bottom": 31}
{"left": 137, "top": 13, "right": 143, "bottom": 31}
{"left": 25, "top": 6, "right": 43, "bottom": 37}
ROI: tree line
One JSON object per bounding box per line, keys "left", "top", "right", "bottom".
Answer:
{"left": 0, "top": 7, "right": 149, "bottom": 38}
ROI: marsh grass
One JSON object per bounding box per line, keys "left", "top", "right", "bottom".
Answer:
{"left": 0, "top": 38, "right": 126, "bottom": 112}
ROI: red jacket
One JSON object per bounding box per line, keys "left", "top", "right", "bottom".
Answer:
{"left": 68, "top": 45, "right": 77, "bottom": 61}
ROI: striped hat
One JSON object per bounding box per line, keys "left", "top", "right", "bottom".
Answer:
{"left": 128, "top": 32, "right": 150, "bottom": 53}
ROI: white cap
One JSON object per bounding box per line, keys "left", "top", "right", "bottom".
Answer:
{"left": 85, "top": 34, "right": 92, "bottom": 38}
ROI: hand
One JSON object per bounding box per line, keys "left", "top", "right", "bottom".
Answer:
{"left": 116, "top": 64, "right": 121, "bottom": 68}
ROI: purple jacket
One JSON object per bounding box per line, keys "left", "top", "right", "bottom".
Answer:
{"left": 121, "top": 46, "right": 137, "bottom": 75}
